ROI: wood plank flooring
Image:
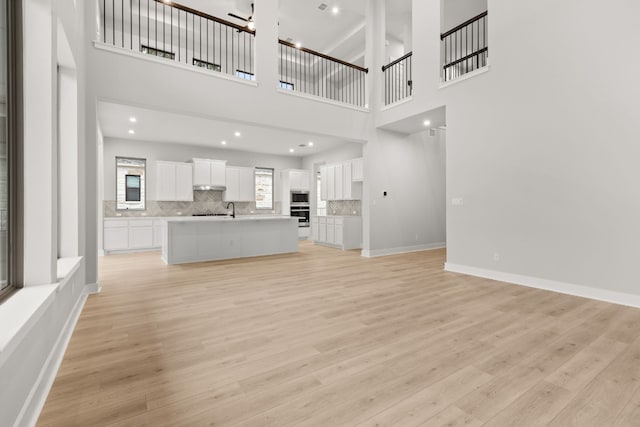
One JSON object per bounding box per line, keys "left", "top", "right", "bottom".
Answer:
{"left": 37, "top": 242, "right": 640, "bottom": 426}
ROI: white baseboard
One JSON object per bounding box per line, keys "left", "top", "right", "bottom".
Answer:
{"left": 18, "top": 289, "right": 89, "bottom": 427}
{"left": 362, "top": 242, "right": 446, "bottom": 258}
{"left": 444, "top": 263, "right": 640, "bottom": 309}
{"left": 86, "top": 282, "right": 101, "bottom": 294}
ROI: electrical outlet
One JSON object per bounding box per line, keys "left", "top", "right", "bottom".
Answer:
{"left": 452, "top": 198, "right": 464, "bottom": 206}
{"left": 177, "top": 212, "right": 182, "bottom": 216}
{"left": 494, "top": 252, "right": 500, "bottom": 261}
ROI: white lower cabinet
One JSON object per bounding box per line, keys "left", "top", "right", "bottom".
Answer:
{"left": 312, "top": 216, "right": 361, "bottom": 250}
{"left": 104, "top": 218, "right": 166, "bottom": 253}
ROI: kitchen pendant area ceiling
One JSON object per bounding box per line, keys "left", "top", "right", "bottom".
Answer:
{"left": 98, "top": 101, "right": 353, "bottom": 157}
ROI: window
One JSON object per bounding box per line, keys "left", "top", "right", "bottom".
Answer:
{"left": 116, "top": 157, "right": 146, "bottom": 210}
{"left": 317, "top": 172, "right": 326, "bottom": 216}
{"left": 1, "top": 0, "right": 20, "bottom": 296}
{"left": 279, "top": 80, "right": 294, "bottom": 90}
{"left": 236, "top": 69, "right": 256, "bottom": 81}
{"left": 255, "top": 167, "right": 274, "bottom": 210}
{"left": 141, "top": 45, "right": 175, "bottom": 60}
{"left": 193, "top": 58, "right": 221, "bottom": 72}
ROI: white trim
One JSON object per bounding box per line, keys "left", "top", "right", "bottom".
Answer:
{"left": 86, "top": 283, "right": 101, "bottom": 294}
{"left": 438, "top": 64, "right": 490, "bottom": 90}
{"left": 93, "top": 42, "right": 260, "bottom": 88}
{"left": 362, "top": 242, "right": 446, "bottom": 258}
{"left": 444, "top": 263, "right": 640, "bottom": 309}
{"left": 380, "top": 96, "right": 413, "bottom": 111}
{"left": 17, "top": 290, "right": 88, "bottom": 427}
{"left": 276, "top": 88, "right": 370, "bottom": 113}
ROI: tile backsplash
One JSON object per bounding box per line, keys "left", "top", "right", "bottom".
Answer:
{"left": 327, "top": 200, "right": 361, "bottom": 216}
{"left": 104, "top": 190, "right": 281, "bottom": 217}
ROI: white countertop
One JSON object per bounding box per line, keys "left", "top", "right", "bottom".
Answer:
{"left": 105, "top": 215, "right": 290, "bottom": 221}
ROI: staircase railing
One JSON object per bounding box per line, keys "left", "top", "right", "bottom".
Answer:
{"left": 278, "top": 40, "right": 368, "bottom": 108}
{"left": 100, "top": 0, "right": 255, "bottom": 79}
{"left": 441, "top": 11, "right": 488, "bottom": 82}
{"left": 382, "top": 52, "right": 412, "bottom": 106}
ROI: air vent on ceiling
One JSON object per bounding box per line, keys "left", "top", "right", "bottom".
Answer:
{"left": 318, "top": 3, "right": 328, "bottom": 11}
{"left": 286, "top": 37, "right": 293, "bottom": 43}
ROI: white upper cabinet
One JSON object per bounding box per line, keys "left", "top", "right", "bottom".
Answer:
{"left": 320, "top": 159, "right": 363, "bottom": 201}
{"left": 192, "top": 158, "right": 227, "bottom": 188}
{"left": 156, "top": 161, "right": 193, "bottom": 201}
{"left": 351, "top": 157, "right": 364, "bottom": 181}
{"left": 224, "top": 166, "right": 255, "bottom": 201}
{"left": 289, "top": 170, "right": 311, "bottom": 191}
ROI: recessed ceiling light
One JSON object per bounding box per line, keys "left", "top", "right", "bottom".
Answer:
{"left": 423, "top": 120, "right": 431, "bottom": 126}
{"left": 295, "top": 42, "right": 302, "bottom": 49}
{"left": 128, "top": 130, "right": 135, "bottom": 135}
{"left": 221, "top": 140, "right": 227, "bottom": 145}
{"left": 331, "top": 6, "right": 339, "bottom": 15}
{"left": 129, "top": 117, "right": 137, "bottom": 123}
{"left": 234, "top": 131, "right": 241, "bottom": 137}
{"left": 289, "top": 148, "right": 295, "bottom": 153}
{"left": 308, "top": 141, "right": 314, "bottom": 147}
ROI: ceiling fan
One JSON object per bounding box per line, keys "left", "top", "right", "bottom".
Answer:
{"left": 228, "top": 3, "right": 255, "bottom": 31}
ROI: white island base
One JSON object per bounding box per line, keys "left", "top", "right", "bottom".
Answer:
{"left": 161, "top": 216, "right": 299, "bottom": 265}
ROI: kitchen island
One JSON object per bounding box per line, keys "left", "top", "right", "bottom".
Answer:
{"left": 161, "top": 215, "right": 299, "bottom": 264}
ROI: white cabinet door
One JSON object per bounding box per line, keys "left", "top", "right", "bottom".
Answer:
{"left": 311, "top": 217, "right": 319, "bottom": 241}
{"left": 326, "top": 166, "right": 335, "bottom": 200}
{"left": 175, "top": 163, "right": 194, "bottom": 201}
{"left": 318, "top": 217, "right": 327, "bottom": 242}
{"left": 326, "top": 222, "right": 336, "bottom": 244}
{"left": 192, "top": 159, "right": 211, "bottom": 186}
{"left": 104, "top": 227, "right": 129, "bottom": 251}
{"left": 335, "top": 224, "right": 344, "bottom": 246}
{"left": 343, "top": 162, "right": 352, "bottom": 200}
{"left": 211, "top": 160, "right": 227, "bottom": 188}
{"left": 351, "top": 157, "right": 364, "bottom": 181}
{"left": 156, "top": 161, "right": 177, "bottom": 201}
{"left": 320, "top": 166, "right": 328, "bottom": 201}
{"left": 335, "top": 165, "right": 344, "bottom": 200}
{"left": 239, "top": 167, "right": 255, "bottom": 201}
{"left": 290, "top": 170, "right": 310, "bottom": 191}
{"left": 224, "top": 167, "right": 240, "bottom": 201}
{"left": 129, "top": 223, "right": 154, "bottom": 249}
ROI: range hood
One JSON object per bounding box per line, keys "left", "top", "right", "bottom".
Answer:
{"left": 193, "top": 185, "right": 226, "bottom": 191}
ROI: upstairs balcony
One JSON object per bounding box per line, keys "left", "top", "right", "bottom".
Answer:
{"left": 98, "top": 0, "right": 368, "bottom": 109}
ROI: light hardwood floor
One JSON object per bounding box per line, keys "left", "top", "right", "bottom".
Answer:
{"left": 37, "top": 242, "right": 640, "bottom": 426}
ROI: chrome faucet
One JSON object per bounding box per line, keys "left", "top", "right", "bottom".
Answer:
{"left": 226, "top": 202, "right": 235, "bottom": 218}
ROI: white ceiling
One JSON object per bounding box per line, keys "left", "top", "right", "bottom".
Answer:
{"left": 379, "top": 106, "right": 447, "bottom": 135}
{"left": 98, "top": 101, "right": 353, "bottom": 157}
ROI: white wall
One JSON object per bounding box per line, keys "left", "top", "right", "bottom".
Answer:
{"left": 103, "top": 138, "right": 302, "bottom": 202}
{"left": 301, "top": 142, "right": 363, "bottom": 171}
{"left": 441, "top": 0, "right": 640, "bottom": 298}
{"left": 363, "top": 129, "right": 446, "bottom": 256}
{"left": 441, "top": 0, "right": 487, "bottom": 32}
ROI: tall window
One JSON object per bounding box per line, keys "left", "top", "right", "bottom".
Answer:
{"left": 116, "top": 157, "right": 146, "bottom": 210}
{"left": 255, "top": 167, "right": 274, "bottom": 210}
{"left": 1, "top": 0, "right": 20, "bottom": 295}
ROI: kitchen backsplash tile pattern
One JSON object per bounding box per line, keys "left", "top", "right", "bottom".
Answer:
{"left": 327, "top": 200, "right": 361, "bottom": 216}
{"left": 104, "top": 190, "right": 281, "bottom": 217}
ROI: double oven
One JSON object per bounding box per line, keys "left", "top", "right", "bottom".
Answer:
{"left": 290, "top": 191, "right": 310, "bottom": 228}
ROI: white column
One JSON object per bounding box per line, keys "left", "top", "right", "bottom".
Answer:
{"left": 253, "top": 0, "right": 279, "bottom": 88}
{"left": 23, "top": 0, "right": 57, "bottom": 285}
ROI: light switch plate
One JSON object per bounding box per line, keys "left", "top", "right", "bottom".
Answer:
{"left": 451, "top": 198, "right": 464, "bottom": 206}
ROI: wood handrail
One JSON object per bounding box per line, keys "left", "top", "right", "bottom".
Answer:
{"left": 442, "top": 47, "right": 488, "bottom": 69}
{"left": 154, "top": 0, "right": 256, "bottom": 34}
{"left": 440, "top": 11, "right": 488, "bottom": 39}
{"left": 278, "top": 39, "right": 368, "bottom": 73}
{"left": 382, "top": 51, "right": 412, "bottom": 72}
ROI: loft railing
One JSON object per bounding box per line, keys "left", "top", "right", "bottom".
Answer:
{"left": 100, "top": 0, "right": 255, "bottom": 79}
{"left": 382, "top": 52, "right": 412, "bottom": 106}
{"left": 278, "top": 40, "right": 368, "bottom": 108}
{"left": 441, "top": 11, "right": 488, "bottom": 82}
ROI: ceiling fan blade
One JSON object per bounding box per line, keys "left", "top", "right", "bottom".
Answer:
{"left": 228, "top": 13, "right": 249, "bottom": 22}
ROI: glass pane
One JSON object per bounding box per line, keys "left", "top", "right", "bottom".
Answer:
{"left": 255, "top": 168, "right": 273, "bottom": 210}
{"left": 116, "top": 157, "right": 145, "bottom": 210}
{"left": 0, "top": 0, "right": 8, "bottom": 291}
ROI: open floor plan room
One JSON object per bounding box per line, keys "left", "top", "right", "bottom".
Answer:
{"left": 38, "top": 243, "right": 640, "bottom": 426}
